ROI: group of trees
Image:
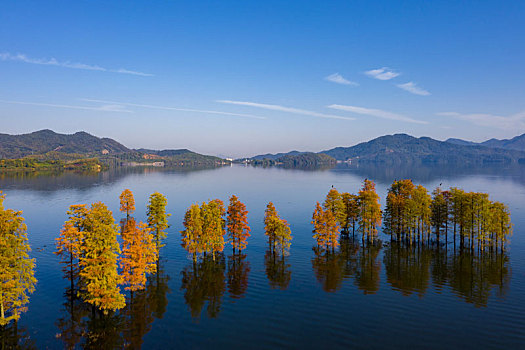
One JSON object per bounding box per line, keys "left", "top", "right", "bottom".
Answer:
{"left": 55, "top": 189, "right": 170, "bottom": 314}
{"left": 383, "top": 180, "right": 512, "bottom": 251}
{"left": 264, "top": 202, "right": 292, "bottom": 256}
{"left": 181, "top": 195, "right": 251, "bottom": 261}
{"left": 0, "top": 192, "right": 37, "bottom": 326}
{"left": 311, "top": 179, "right": 382, "bottom": 249}
{"left": 311, "top": 179, "right": 512, "bottom": 254}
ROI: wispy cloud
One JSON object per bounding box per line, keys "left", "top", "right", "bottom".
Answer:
{"left": 327, "top": 104, "right": 427, "bottom": 124}
{"left": 437, "top": 111, "right": 525, "bottom": 130}
{"left": 324, "top": 73, "right": 358, "bottom": 86}
{"left": 0, "top": 100, "right": 133, "bottom": 113}
{"left": 0, "top": 52, "right": 153, "bottom": 76}
{"left": 81, "top": 99, "right": 266, "bottom": 120}
{"left": 397, "top": 81, "right": 430, "bottom": 96}
{"left": 216, "top": 100, "right": 355, "bottom": 121}
{"left": 364, "top": 67, "right": 400, "bottom": 80}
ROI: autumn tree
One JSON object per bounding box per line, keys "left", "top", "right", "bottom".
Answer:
{"left": 383, "top": 179, "right": 414, "bottom": 240}
{"left": 358, "top": 179, "right": 382, "bottom": 243}
{"left": 312, "top": 202, "right": 340, "bottom": 250}
{"left": 275, "top": 219, "right": 292, "bottom": 256}
{"left": 341, "top": 193, "right": 360, "bottom": 235}
{"left": 431, "top": 187, "right": 448, "bottom": 242}
{"left": 119, "top": 189, "right": 136, "bottom": 218}
{"left": 0, "top": 192, "right": 37, "bottom": 326}
{"left": 120, "top": 218, "right": 157, "bottom": 293}
{"left": 201, "top": 199, "right": 226, "bottom": 260}
{"left": 56, "top": 205, "right": 87, "bottom": 293}
{"left": 226, "top": 195, "right": 251, "bottom": 253}
{"left": 78, "top": 202, "right": 125, "bottom": 313}
{"left": 489, "top": 201, "right": 512, "bottom": 252}
{"left": 408, "top": 185, "right": 432, "bottom": 244}
{"left": 264, "top": 202, "right": 292, "bottom": 255}
{"left": 264, "top": 202, "right": 279, "bottom": 249}
{"left": 146, "top": 192, "right": 170, "bottom": 258}
{"left": 323, "top": 188, "right": 345, "bottom": 228}
{"left": 181, "top": 204, "right": 204, "bottom": 261}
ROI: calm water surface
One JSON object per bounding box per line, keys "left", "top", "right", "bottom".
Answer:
{"left": 1, "top": 164, "right": 525, "bottom": 349}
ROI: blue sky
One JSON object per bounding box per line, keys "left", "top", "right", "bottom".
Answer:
{"left": 1, "top": 1, "right": 524, "bottom": 157}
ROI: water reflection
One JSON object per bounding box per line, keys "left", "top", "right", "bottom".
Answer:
{"left": 354, "top": 240, "right": 382, "bottom": 294}
{"left": 0, "top": 165, "right": 225, "bottom": 193}
{"left": 312, "top": 237, "right": 382, "bottom": 294}
{"left": 264, "top": 250, "right": 292, "bottom": 290}
{"left": 383, "top": 241, "right": 510, "bottom": 306}
{"left": 311, "top": 235, "right": 510, "bottom": 306}
{"left": 0, "top": 321, "right": 36, "bottom": 349}
{"left": 334, "top": 163, "right": 525, "bottom": 187}
{"left": 54, "top": 263, "right": 171, "bottom": 349}
{"left": 227, "top": 254, "right": 250, "bottom": 299}
{"left": 181, "top": 254, "right": 226, "bottom": 320}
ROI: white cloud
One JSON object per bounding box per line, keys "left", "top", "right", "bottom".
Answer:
{"left": 216, "top": 100, "right": 355, "bottom": 121}
{"left": 437, "top": 111, "right": 525, "bottom": 130}
{"left": 328, "top": 104, "right": 427, "bottom": 124}
{"left": 324, "top": 73, "right": 358, "bottom": 86}
{"left": 364, "top": 67, "right": 400, "bottom": 80}
{"left": 0, "top": 52, "right": 153, "bottom": 76}
{"left": 0, "top": 100, "right": 133, "bottom": 113}
{"left": 397, "top": 81, "right": 430, "bottom": 96}
{"left": 81, "top": 99, "right": 266, "bottom": 120}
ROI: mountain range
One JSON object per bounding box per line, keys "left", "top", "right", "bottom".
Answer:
{"left": 2, "top": 130, "right": 525, "bottom": 166}
{"left": 0, "top": 129, "right": 222, "bottom": 165}
{"left": 250, "top": 133, "right": 525, "bottom": 165}
{"left": 445, "top": 134, "right": 525, "bottom": 151}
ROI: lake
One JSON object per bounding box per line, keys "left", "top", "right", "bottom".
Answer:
{"left": 1, "top": 164, "right": 525, "bottom": 349}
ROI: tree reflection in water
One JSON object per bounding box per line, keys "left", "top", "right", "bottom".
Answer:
{"left": 383, "top": 240, "right": 510, "bottom": 307}
{"left": 227, "top": 253, "right": 250, "bottom": 299}
{"left": 264, "top": 250, "right": 292, "bottom": 290}
{"left": 0, "top": 321, "right": 36, "bottom": 350}
{"left": 312, "top": 236, "right": 509, "bottom": 306}
{"left": 181, "top": 254, "right": 226, "bottom": 320}
{"left": 54, "top": 262, "right": 171, "bottom": 349}
{"left": 312, "top": 236, "right": 382, "bottom": 294}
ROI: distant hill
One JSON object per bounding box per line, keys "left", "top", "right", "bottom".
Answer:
{"left": 480, "top": 134, "right": 525, "bottom": 150}
{"left": 0, "top": 129, "right": 130, "bottom": 158}
{"left": 136, "top": 148, "right": 223, "bottom": 164}
{"left": 249, "top": 134, "right": 525, "bottom": 165}
{"left": 445, "top": 138, "right": 478, "bottom": 146}
{"left": 446, "top": 133, "right": 525, "bottom": 151}
{"left": 250, "top": 150, "right": 305, "bottom": 161}
{"left": 0, "top": 130, "right": 225, "bottom": 166}
{"left": 321, "top": 134, "right": 525, "bottom": 164}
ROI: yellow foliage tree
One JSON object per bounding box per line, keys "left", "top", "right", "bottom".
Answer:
{"left": 79, "top": 202, "right": 125, "bottom": 313}
{"left": 147, "top": 192, "right": 170, "bottom": 258}
{"left": 0, "top": 192, "right": 37, "bottom": 325}
{"left": 181, "top": 204, "right": 204, "bottom": 261}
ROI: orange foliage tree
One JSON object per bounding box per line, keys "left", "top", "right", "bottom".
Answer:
{"left": 226, "top": 195, "right": 251, "bottom": 253}
{"left": 119, "top": 189, "right": 136, "bottom": 218}
{"left": 312, "top": 201, "right": 340, "bottom": 250}
{"left": 120, "top": 218, "right": 157, "bottom": 293}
